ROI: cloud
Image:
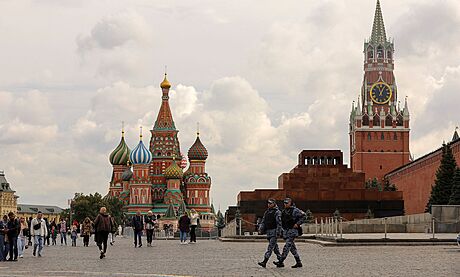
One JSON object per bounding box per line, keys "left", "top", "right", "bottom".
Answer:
{"left": 77, "top": 11, "right": 152, "bottom": 52}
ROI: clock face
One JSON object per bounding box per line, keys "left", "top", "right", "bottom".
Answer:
{"left": 370, "top": 82, "right": 392, "bottom": 104}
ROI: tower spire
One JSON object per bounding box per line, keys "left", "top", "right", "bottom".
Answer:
{"left": 370, "top": 0, "right": 387, "bottom": 44}
{"left": 121, "top": 121, "right": 125, "bottom": 138}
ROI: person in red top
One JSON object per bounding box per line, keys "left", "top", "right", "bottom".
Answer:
{"left": 93, "top": 207, "right": 112, "bottom": 259}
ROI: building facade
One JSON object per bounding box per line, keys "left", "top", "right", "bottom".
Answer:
{"left": 349, "top": 0, "right": 410, "bottom": 182}
{"left": 0, "top": 170, "right": 18, "bottom": 216}
{"left": 107, "top": 74, "right": 214, "bottom": 229}
{"left": 17, "top": 204, "right": 63, "bottom": 222}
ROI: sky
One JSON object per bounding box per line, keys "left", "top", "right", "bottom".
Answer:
{"left": 0, "top": 0, "right": 459, "bottom": 212}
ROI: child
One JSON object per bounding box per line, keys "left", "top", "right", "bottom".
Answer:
{"left": 51, "top": 226, "right": 57, "bottom": 245}
{"left": 71, "top": 225, "right": 77, "bottom": 247}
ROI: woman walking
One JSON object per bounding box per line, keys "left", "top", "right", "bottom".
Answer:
{"left": 144, "top": 211, "right": 156, "bottom": 247}
{"left": 17, "top": 217, "right": 28, "bottom": 258}
{"left": 93, "top": 207, "right": 112, "bottom": 259}
{"left": 70, "top": 225, "right": 77, "bottom": 247}
{"left": 59, "top": 218, "right": 67, "bottom": 245}
{"left": 178, "top": 211, "right": 190, "bottom": 245}
{"left": 189, "top": 209, "right": 199, "bottom": 244}
{"left": 81, "top": 217, "right": 92, "bottom": 247}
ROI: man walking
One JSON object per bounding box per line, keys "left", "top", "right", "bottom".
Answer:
{"left": 257, "top": 199, "right": 282, "bottom": 268}
{"left": 6, "top": 212, "right": 19, "bottom": 261}
{"left": 132, "top": 211, "right": 144, "bottom": 248}
{"left": 273, "top": 198, "right": 306, "bottom": 268}
{"left": 31, "top": 211, "right": 48, "bottom": 257}
{"left": 0, "top": 215, "right": 7, "bottom": 261}
{"left": 144, "top": 211, "right": 156, "bottom": 247}
{"left": 59, "top": 218, "right": 67, "bottom": 245}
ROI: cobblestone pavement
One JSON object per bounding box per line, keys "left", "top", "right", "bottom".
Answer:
{"left": 0, "top": 237, "right": 458, "bottom": 276}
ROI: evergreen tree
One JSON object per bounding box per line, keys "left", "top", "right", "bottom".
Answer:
{"left": 448, "top": 167, "right": 460, "bottom": 205}
{"left": 426, "top": 143, "right": 458, "bottom": 211}
{"left": 365, "top": 178, "right": 382, "bottom": 191}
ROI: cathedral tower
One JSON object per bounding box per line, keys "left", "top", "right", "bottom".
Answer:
{"left": 349, "top": 0, "right": 410, "bottom": 182}
{"left": 184, "top": 131, "right": 211, "bottom": 213}
{"left": 108, "top": 127, "right": 130, "bottom": 198}
{"left": 149, "top": 74, "right": 182, "bottom": 202}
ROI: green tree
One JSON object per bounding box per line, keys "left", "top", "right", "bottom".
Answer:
{"left": 448, "top": 168, "right": 460, "bottom": 205}
{"left": 365, "top": 178, "right": 382, "bottom": 191}
{"left": 383, "top": 178, "right": 397, "bottom": 191}
{"left": 426, "top": 143, "right": 458, "bottom": 211}
{"left": 68, "top": 193, "right": 125, "bottom": 225}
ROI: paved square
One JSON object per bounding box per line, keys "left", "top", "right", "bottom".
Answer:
{"left": 0, "top": 237, "right": 458, "bottom": 276}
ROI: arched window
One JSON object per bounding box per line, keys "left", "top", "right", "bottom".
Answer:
{"left": 368, "top": 48, "right": 374, "bottom": 59}
{"left": 373, "top": 114, "right": 380, "bottom": 126}
{"left": 377, "top": 46, "right": 384, "bottom": 58}
{"left": 394, "top": 132, "right": 398, "bottom": 140}
{"left": 387, "top": 50, "right": 392, "bottom": 60}
{"left": 367, "top": 133, "right": 372, "bottom": 140}
{"left": 362, "top": 114, "right": 370, "bottom": 126}
{"left": 385, "top": 114, "right": 392, "bottom": 127}
{"left": 381, "top": 133, "right": 385, "bottom": 140}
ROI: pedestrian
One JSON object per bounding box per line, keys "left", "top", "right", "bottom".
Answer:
{"left": 44, "top": 218, "right": 50, "bottom": 246}
{"left": 51, "top": 226, "right": 57, "bottom": 245}
{"left": 109, "top": 216, "right": 116, "bottom": 246}
{"left": 81, "top": 217, "right": 92, "bottom": 247}
{"left": 93, "top": 207, "right": 113, "bottom": 259}
{"left": 178, "top": 211, "right": 190, "bottom": 245}
{"left": 144, "top": 211, "right": 156, "bottom": 247}
{"left": 0, "top": 215, "right": 7, "bottom": 261}
{"left": 17, "top": 217, "right": 28, "bottom": 258}
{"left": 6, "top": 212, "right": 19, "bottom": 261}
{"left": 31, "top": 211, "right": 48, "bottom": 257}
{"left": 189, "top": 209, "right": 199, "bottom": 244}
{"left": 132, "top": 211, "right": 144, "bottom": 248}
{"left": 1, "top": 215, "right": 9, "bottom": 261}
{"left": 71, "top": 225, "right": 77, "bottom": 247}
{"left": 257, "top": 199, "right": 283, "bottom": 268}
{"left": 273, "top": 198, "right": 306, "bottom": 268}
{"left": 27, "top": 217, "right": 33, "bottom": 246}
{"left": 59, "top": 218, "right": 67, "bottom": 245}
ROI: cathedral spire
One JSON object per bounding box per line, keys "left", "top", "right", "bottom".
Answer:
{"left": 154, "top": 73, "right": 176, "bottom": 130}
{"left": 370, "top": 0, "right": 387, "bottom": 45}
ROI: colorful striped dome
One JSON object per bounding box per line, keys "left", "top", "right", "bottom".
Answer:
{"left": 130, "top": 139, "right": 152, "bottom": 165}
{"left": 188, "top": 135, "right": 208, "bottom": 161}
{"left": 164, "top": 160, "right": 183, "bottom": 179}
{"left": 109, "top": 134, "right": 131, "bottom": 165}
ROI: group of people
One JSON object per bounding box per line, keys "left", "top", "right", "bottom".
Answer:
{"left": 258, "top": 197, "right": 306, "bottom": 269}
{"left": 131, "top": 208, "right": 200, "bottom": 247}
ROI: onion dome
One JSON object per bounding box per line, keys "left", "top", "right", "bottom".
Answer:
{"left": 109, "top": 129, "right": 131, "bottom": 165}
{"left": 188, "top": 133, "right": 208, "bottom": 161}
{"left": 160, "top": 73, "right": 171, "bottom": 89}
{"left": 129, "top": 127, "right": 152, "bottom": 164}
{"left": 164, "top": 159, "right": 183, "bottom": 179}
{"left": 121, "top": 165, "right": 133, "bottom": 181}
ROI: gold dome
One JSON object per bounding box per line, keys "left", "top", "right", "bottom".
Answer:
{"left": 160, "top": 74, "right": 171, "bottom": 89}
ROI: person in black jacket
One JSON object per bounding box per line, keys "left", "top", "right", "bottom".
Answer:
{"left": 257, "top": 199, "right": 282, "bottom": 268}
{"left": 132, "top": 211, "right": 144, "bottom": 248}
{"left": 6, "top": 212, "right": 19, "bottom": 261}
{"left": 144, "top": 211, "right": 156, "bottom": 247}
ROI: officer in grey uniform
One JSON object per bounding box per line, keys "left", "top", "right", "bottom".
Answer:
{"left": 257, "top": 199, "right": 282, "bottom": 268}
{"left": 273, "top": 197, "right": 306, "bottom": 268}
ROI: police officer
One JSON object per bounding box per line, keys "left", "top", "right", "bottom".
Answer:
{"left": 273, "top": 197, "right": 306, "bottom": 268}
{"left": 257, "top": 199, "right": 282, "bottom": 268}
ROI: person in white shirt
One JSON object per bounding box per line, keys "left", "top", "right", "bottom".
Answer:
{"left": 189, "top": 209, "right": 199, "bottom": 244}
{"left": 31, "top": 211, "right": 48, "bottom": 257}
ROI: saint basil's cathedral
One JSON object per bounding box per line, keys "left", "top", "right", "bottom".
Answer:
{"left": 107, "top": 74, "right": 214, "bottom": 227}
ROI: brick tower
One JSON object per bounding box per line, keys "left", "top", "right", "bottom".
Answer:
{"left": 149, "top": 73, "right": 182, "bottom": 203}
{"left": 349, "top": 0, "right": 410, "bottom": 182}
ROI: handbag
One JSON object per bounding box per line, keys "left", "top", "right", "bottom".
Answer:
{"left": 33, "top": 222, "right": 41, "bottom": 230}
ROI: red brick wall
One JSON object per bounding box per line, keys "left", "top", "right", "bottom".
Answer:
{"left": 352, "top": 129, "right": 410, "bottom": 181}
{"left": 386, "top": 140, "right": 460, "bottom": 214}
